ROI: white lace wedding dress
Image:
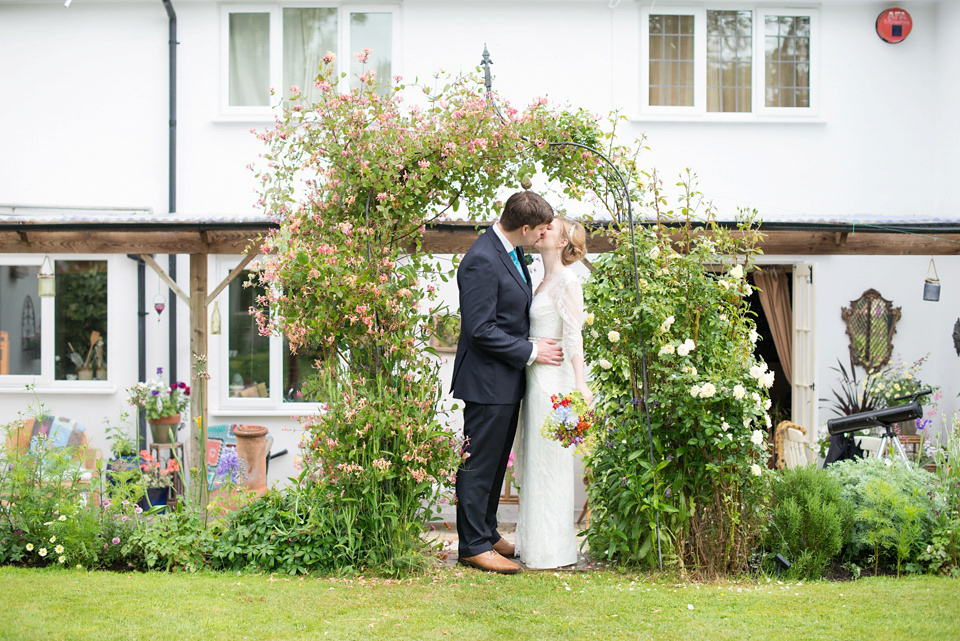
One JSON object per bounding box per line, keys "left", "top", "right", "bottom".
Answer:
{"left": 515, "top": 267, "right": 584, "bottom": 569}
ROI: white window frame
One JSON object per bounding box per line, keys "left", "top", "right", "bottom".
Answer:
{"left": 0, "top": 254, "right": 115, "bottom": 394}
{"left": 219, "top": 3, "right": 401, "bottom": 119}
{"left": 638, "top": 5, "right": 819, "bottom": 121}
{"left": 212, "top": 256, "right": 324, "bottom": 415}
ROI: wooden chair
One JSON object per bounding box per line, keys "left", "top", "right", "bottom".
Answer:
{"left": 775, "top": 420, "right": 808, "bottom": 469}
{"left": 4, "top": 417, "right": 102, "bottom": 504}
{"left": 855, "top": 435, "right": 882, "bottom": 459}
{"left": 783, "top": 427, "right": 813, "bottom": 469}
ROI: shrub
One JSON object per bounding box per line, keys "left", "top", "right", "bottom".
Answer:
{"left": 827, "top": 457, "right": 943, "bottom": 575}
{"left": 763, "top": 466, "right": 852, "bottom": 578}
{"left": 583, "top": 195, "right": 771, "bottom": 577}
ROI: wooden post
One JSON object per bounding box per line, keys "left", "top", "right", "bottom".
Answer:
{"left": 189, "top": 253, "right": 208, "bottom": 496}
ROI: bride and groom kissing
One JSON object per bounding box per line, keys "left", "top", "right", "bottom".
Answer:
{"left": 451, "top": 190, "right": 591, "bottom": 574}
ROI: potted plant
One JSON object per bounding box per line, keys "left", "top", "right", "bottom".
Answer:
{"left": 104, "top": 410, "right": 137, "bottom": 460}
{"left": 127, "top": 367, "right": 190, "bottom": 443}
{"left": 137, "top": 449, "right": 179, "bottom": 512}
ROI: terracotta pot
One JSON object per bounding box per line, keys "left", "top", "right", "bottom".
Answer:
{"left": 147, "top": 413, "right": 180, "bottom": 443}
{"left": 233, "top": 424, "right": 269, "bottom": 494}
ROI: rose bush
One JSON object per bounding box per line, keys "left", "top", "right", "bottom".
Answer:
{"left": 582, "top": 183, "right": 773, "bottom": 577}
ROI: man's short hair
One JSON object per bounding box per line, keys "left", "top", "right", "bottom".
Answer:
{"left": 500, "top": 191, "right": 554, "bottom": 231}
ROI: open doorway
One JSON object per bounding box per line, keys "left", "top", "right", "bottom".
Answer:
{"left": 748, "top": 267, "right": 794, "bottom": 466}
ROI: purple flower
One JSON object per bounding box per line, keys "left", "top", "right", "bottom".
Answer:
{"left": 101, "top": 499, "right": 111, "bottom": 508}
{"left": 151, "top": 390, "right": 160, "bottom": 396}
{"left": 665, "top": 487, "right": 672, "bottom": 497}
{"left": 156, "top": 367, "right": 163, "bottom": 375}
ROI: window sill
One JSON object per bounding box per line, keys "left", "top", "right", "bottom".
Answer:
{"left": 210, "top": 405, "right": 322, "bottom": 419}
{"left": 627, "top": 112, "right": 825, "bottom": 125}
{"left": 212, "top": 112, "right": 276, "bottom": 125}
{"left": 0, "top": 383, "right": 118, "bottom": 395}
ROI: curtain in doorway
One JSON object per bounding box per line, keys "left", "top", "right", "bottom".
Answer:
{"left": 754, "top": 270, "right": 792, "bottom": 384}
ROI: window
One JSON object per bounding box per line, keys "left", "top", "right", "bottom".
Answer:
{"left": 640, "top": 7, "right": 816, "bottom": 117}
{"left": 0, "top": 257, "right": 110, "bottom": 386}
{"left": 218, "top": 262, "right": 329, "bottom": 410}
{"left": 222, "top": 4, "right": 398, "bottom": 114}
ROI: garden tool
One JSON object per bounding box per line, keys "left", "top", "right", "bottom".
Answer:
{"left": 82, "top": 330, "right": 100, "bottom": 368}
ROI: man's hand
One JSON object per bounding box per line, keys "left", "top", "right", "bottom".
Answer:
{"left": 535, "top": 339, "right": 563, "bottom": 366}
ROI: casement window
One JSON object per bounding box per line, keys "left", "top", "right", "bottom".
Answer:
{"left": 216, "top": 261, "right": 327, "bottom": 411}
{"left": 222, "top": 4, "right": 398, "bottom": 115}
{"left": 0, "top": 257, "right": 110, "bottom": 387}
{"left": 640, "top": 7, "right": 817, "bottom": 118}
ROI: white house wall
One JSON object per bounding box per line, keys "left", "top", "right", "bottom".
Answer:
{"left": 1, "top": 1, "right": 958, "bottom": 488}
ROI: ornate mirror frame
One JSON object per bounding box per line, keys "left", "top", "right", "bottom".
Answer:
{"left": 841, "top": 289, "right": 901, "bottom": 373}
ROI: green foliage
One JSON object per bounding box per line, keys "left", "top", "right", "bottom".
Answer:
{"left": 125, "top": 504, "right": 217, "bottom": 572}
{"left": 827, "top": 458, "right": 943, "bottom": 575}
{"left": 917, "top": 415, "right": 960, "bottom": 576}
{"left": 582, "top": 183, "right": 771, "bottom": 577}
{"left": 253, "top": 61, "right": 613, "bottom": 571}
{"left": 763, "top": 466, "right": 852, "bottom": 578}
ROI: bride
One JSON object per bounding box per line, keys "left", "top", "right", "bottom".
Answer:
{"left": 515, "top": 216, "right": 592, "bottom": 569}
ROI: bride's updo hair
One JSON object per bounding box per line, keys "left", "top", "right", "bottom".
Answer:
{"left": 557, "top": 217, "right": 587, "bottom": 266}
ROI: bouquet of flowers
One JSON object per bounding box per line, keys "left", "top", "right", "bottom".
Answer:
{"left": 127, "top": 367, "right": 190, "bottom": 420}
{"left": 541, "top": 391, "right": 597, "bottom": 453}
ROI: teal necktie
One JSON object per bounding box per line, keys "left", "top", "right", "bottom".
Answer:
{"left": 510, "top": 249, "right": 527, "bottom": 282}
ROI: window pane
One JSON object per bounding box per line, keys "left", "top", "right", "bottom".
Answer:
{"left": 706, "top": 10, "right": 752, "bottom": 113}
{"left": 282, "top": 338, "right": 331, "bottom": 403}
{"left": 55, "top": 261, "right": 107, "bottom": 381}
{"left": 350, "top": 12, "right": 393, "bottom": 93}
{"left": 765, "top": 15, "right": 810, "bottom": 108}
{"left": 228, "top": 272, "right": 269, "bottom": 398}
{"left": 0, "top": 266, "right": 41, "bottom": 376}
{"left": 649, "top": 15, "right": 694, "bottom": 107}
{"left": 283, "top": 8, "right": 338, "bottom": 103}
{"left": 229, "top": 13, "right": 270, "bottom": 107}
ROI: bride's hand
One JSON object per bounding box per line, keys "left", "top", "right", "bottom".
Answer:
{"left": 577, "top": 383, "right": 594, "bottom": 406}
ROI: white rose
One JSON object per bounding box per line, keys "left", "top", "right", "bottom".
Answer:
{"left": 749, "top": 329, "right": 759, "bottom": 344}
{"left": 649, "top": 246, "right": 661, "bottom": 259}
{"left": 729, "top": 265, "right": 744, "bottom": 279}
{"left": 760, "top": 372, "right": 775, "bottom": 389}
{"left": 751, "top": 430, "right": 764, "bottom": 446}
{"left": 586, "top": 313, "right": 595, "bottom": 326}
{"left": 660, "top": 316, "right": 675, "bottom": 333}
{"left": 659, "top": 344, "right": 675, "bottom": 356}
{"left": 733, "top": 385, "right": 746, "bottom": 400}
{"left": 608, "top": 330, "right": 620, "bottom": 343}
{"left": 750, "top": 464, "right": 762, "bottom": 476}
{"left": 677, "top": 345, "right": 690, "bottom": 357}
{"left": 721, "top": 421, "right": 730, "bottom": 432}
{"left": 719, "top": 314, "right": 727, "bottom": 321}
{"left": 690, "top": 385, "right": 701, "bottom": 397}
{"left": 752, "top": 392, "right": 762, "bottom": 404}
{"left": 727, "top": 434, "right": 733, "bottom": 441}
{"left": 683, "top": 338, "right": 696, "bottom": 352}
{"left": 597, "top": 359, "right": 612, "bottom": 370}
{"left": 764, "top": 398, "right": 772, "bottom": 411}
{"left": 749, "top": 365, "right": 764, "bottom": 379}
{"left": 699, "top": 383, "right": 717, "bottom": 398}
{"left": 590, "top": 330, "right": 599, "bottom": 339}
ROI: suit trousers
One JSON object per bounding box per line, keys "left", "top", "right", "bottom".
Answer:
{"left": 456, "top": 401, "right": 520, "bottom": 557}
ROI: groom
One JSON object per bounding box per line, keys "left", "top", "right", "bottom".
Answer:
{"left": 451, "top": 190, "right": 564, "bottom": 574}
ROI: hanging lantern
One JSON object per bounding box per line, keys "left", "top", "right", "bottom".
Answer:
{"left": 210, "top": 301, "right": 222, "bottom": 335}
{"left": 153, "top": 294, "right": 166, "bottom": 321}
{"left": 923, "top": 259, "right": 941, "bottom": 302}
{"left": 38, "top": 256, "right": 55, "bottom": 298}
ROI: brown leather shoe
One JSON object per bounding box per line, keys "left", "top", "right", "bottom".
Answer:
{"left": 459, "top": 550, "right": 521, "bottom": 574}
{"left": 492, "top": 538, "right": 516, "bottom": 558}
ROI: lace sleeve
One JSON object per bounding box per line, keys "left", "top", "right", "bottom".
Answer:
{"left": 552, "top": 270, "right": 585, "bottom": 362}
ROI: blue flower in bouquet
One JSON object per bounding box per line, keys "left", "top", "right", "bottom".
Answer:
{"left": 541, "top": 392, "right": 598, "bottom": 454}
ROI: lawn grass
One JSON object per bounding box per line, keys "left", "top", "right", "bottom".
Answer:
{"left": 0, "top": 565, "right": 956, "bottom": 641}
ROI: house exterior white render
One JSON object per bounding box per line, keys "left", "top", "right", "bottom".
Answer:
{"left": 1, "top": 0, "right": 958, "bottom": 486}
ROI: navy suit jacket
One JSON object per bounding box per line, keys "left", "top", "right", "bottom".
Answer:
{"left": 451, "top": 227, "right": 534, "bottom": 405}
